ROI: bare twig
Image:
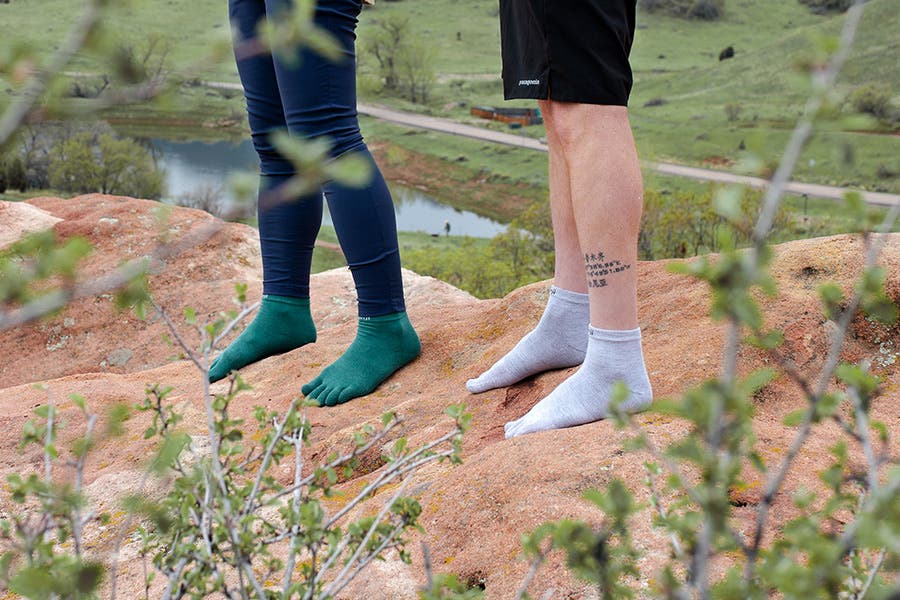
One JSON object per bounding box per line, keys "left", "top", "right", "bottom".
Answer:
{"left": 857, "top": 549, "right": 887, "bottom": 600}
{"left": 421, "top": 543, "right": 434, "bottom": 591}
{"left": 151, "top": 300, "right": 203, "bottom": 371}
{"left": 320, "top": 478, "right": 411, "bottom": 598}
{"left": 748, "top": 200, "right": 900, "bottom": 572}
{"left": 211, "top": 301, "right": 261, "bottom": 349}
{"left": 751, "top": 2, "right": 865, "bottom": 243}
{"left": 242, "top": 401, "right": 299, "bottom": 517}
{"left": 71, "top": 413, "right": 97, "bottom": 558}
{"left": 513, "top": 551, "right": 547, "bottom": 600}
{"left": 741, "top": 1, "right": 889, "bottom": 583}
{"left": 281, "top": 422, "right": 306, "bottom": 597}
{"left": 848, "top": 385, "right": 880, "bottom": 493}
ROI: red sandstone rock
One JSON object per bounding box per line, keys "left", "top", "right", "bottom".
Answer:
{"left": 0, "top": 196, "right": 897, "bottom": 598}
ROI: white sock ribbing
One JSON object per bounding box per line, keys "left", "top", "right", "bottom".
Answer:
{"left": 504, "top": 326, "right": 652, "bottom": 438}
{"left": 466, "top": 286, "right": 589, "bottom": 394}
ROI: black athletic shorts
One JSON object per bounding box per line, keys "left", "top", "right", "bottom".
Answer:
{"left": 499, "top": 0, "right": 636, "bottom": 105}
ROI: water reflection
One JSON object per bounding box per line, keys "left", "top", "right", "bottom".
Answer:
{"left": 151, "top": 138, "right": 506, "bottom": 238}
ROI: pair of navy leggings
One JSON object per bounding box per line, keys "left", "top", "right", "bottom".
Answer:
{"left": 229, "top": 0, "right": 406, "bottom": 317}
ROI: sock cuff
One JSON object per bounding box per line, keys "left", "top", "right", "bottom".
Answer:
{"left": 549, "top": 285, "right": 590, "bottom": 305}
{"left": 589, "top": 326, "right": 642, "bottom": 342}
{"left": 359, "top": 311, "right": 409, "bottom": 323}
{"left": 263, "top": 294, "right": 311, "bottom": 307}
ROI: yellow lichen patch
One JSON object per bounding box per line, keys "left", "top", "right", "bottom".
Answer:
{"left": 638, "top": 413, "right": 675, "bottom": 426}
{"left": 468, "top": 321, "right": 508, "bottom": 342}
{"left": 440, "top": 358, "right": 455, "bottom": 377}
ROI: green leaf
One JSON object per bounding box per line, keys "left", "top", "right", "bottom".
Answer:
{"left": 714, "top": 186, "right": 742, "bottom": 221}
{"left": 818, "top": 282, "right": 845, "bottom": 320}
{"left": 70, "top": 393, "right": 87, "bottom": 412}
{"left": 325, "top": 152, "right": 373, "bottom": 188}
{"left": 149, "top": 432, "right": 190, "bottom": 474}
{"left": 9, "top": 566, "right": 57, "bottom": 598}
{"left": 871, "top": 420, "right": 889, "bottom": 443}
{"left": 782, "top": 409, "right": 807, "bottom": 427}
{"left": 106, "top": 402, "right": 130, "bottom": 437}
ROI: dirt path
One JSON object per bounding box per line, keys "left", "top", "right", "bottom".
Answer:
{"left": 355, "top": 103, "right": 900, "bottom": 209}
{"left": 201, "top": 81, "right": 900, "bottom": 208}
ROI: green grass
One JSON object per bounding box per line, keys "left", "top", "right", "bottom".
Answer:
{"left": 1, "top": 0, "right": 896, "bottom": 211}
{"left": 316, "top": 224, "right": 492, "bottom": 254}
{"left": 0, "top": 0, "right": 237, "bottom": 80}
{"left": 359, "top": 0, "right": 898, "bottom": 193}
{"left": 4, "top": 0, "right": 897, "bottom": 195}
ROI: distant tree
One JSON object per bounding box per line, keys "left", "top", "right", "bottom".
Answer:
{"left": 49, "top": 131, "right": 165, "bottom": 199}
{"left": 113, "top": 32, "right": 173, "bottom": 85}
{"left": 396, "top": 37, "right": 436, "bottom": 104}
{"left": 362, "top": 14, "right": 435, "bottom": 103}
{"left": 363, "top": 14, "right": 409, "bottom": 92}
{"left": 6, "top": 155, "right": 27, "bottom": 192}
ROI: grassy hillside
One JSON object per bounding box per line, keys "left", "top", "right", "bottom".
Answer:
{"left": 1, "top": 0, "right": 897, "bottom": 194}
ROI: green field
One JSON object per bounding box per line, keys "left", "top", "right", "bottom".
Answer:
{"left": 355, "top": 0, "right": 899, "bottom": 193}
{"left": 0, "top": 0, "right": 900, "bottom": 192}
{"left": 1, "top": 0, "right": 897, "bottom": 202}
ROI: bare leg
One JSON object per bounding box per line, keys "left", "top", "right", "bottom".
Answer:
{"left": 504, "top": 102, "right": 651, "bottom": 438}
{"left": 541, "top": 100, "right": 587, "bottom": 294}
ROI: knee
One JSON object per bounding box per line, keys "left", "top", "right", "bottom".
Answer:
{"left": 543, "top": 103, "right": 592, "bottom": 151}
{"left": 252, "top": 132, "right": 294, "bottom": 176}
{"left": 545, "top": 102, "right": 628, "bottom": 152}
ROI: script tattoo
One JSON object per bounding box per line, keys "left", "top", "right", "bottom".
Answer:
{"left": 584, "top": 251, "right": 632, "bottom": 289}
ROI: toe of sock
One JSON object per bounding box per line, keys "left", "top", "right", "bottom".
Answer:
{"left": 301, "top": 378, "right": 322, "bottom": 398}
{"left": 466, "top": 378, "right": 484, "bottom": 394}
{"left": 321, "top": 386, "right": 346, "bottom": 407}
{"left": 208, "top": 360, "right": 229, "bottom": 383}
{"left": 305, "top": 382, "right": 327, "bottom": 402}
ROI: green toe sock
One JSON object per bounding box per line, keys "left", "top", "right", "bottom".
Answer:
{"left": 301, "top": 311, "right": 421, "bottom": 406}
{"left": 208, "top": 295, "right": 316, "bottom": 383}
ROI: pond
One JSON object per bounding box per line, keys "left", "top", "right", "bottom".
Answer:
{"left": 151, "top": 139, "right": 507, "bottom": 238}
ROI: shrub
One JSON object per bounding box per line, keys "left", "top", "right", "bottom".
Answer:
{"left": 849, "top": 83, "right": 894, "bottom": 122}
{"left": 49, "top": 131, "right": 165, "bottom": 199}
{"left": 798, "top": 0, "right": 854, "bottom": 14}
{"left": 0, "top": 273, "right": 470, "bottom": 599}
{"left": 724, "top": 102, "right": 743, "bottom": 122}
{"left": 688, "top": 0, "right": 723, "bottom": 20}
{"left": 5, "top": 155, "right": 27, "bottom": 193}
{"left": 639, "top": 0, "right": 725, "bottom": 20}
{"left": 639, "top": 189, "right": 792, "bottom": 261}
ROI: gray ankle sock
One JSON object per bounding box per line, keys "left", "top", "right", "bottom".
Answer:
{"left": 466, "top": 286, "right": 589, "bottom": 394}
{"left": 504, "top": 326, "right": 652, "bottom": 438}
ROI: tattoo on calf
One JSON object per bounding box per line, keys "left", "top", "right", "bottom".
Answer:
{"left": 584, "top": 251, "right": 632, "bottom": 289}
